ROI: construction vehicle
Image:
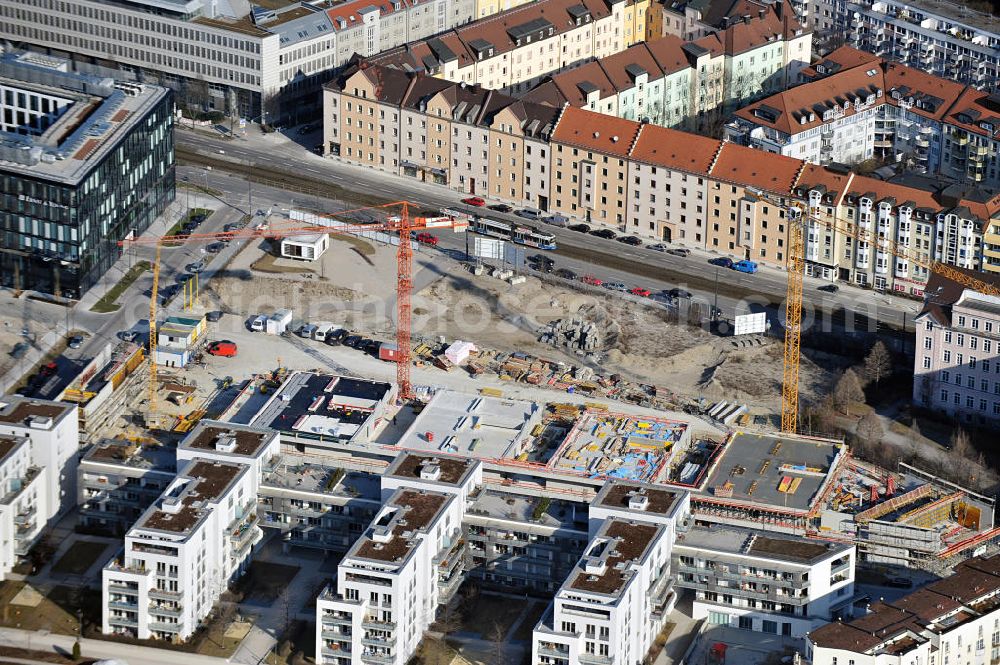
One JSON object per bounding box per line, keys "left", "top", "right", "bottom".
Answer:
{"left": 120, "top": 202, "right": 467, "bottom": 419}
{"left": 748, "top": 189, "right": 1000, "bottom": 433}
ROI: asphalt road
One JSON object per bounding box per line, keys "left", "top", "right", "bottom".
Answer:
{"left": 176, "top": 126, "right": 921, "bottom": 335}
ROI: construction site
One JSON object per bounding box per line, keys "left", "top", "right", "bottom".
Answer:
{"left": 35, "top": 199, "right": 996, "bottom": 579}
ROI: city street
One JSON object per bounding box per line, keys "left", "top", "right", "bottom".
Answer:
{"left": 176, "top": 125, "right": 921, "bottom": 335}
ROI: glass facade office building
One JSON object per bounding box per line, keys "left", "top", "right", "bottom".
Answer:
{"left": 0, "top": 57, "right": 175, "bottom": 299}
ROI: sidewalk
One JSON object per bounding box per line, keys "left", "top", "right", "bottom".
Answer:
{"left": 0, "top": 627, "right": 228, "bottom": 665}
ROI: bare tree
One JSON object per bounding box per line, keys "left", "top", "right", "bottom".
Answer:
{"left": 864, "top": 341, "right": 892, "bottom": 388}
{"left": 950, "top": 429, "right": 976, "bottom": 460}
{"left": 833, "top": 368, "right": 865, "bottom": 415}
{"left": 856, "top": 412, "right": 884, "bottom": 449}
{"left": 489, "top": 621, "right": 507, "bottom": 665}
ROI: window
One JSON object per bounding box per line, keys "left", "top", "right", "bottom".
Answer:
{"left": 762, "top": 620, "right": 778, "bottom": 634}
{"left": 738, "top": 616, "right": 754, "bottom": 630}
{"left": 923, "top": 357, "right": 931, "bottom": 369}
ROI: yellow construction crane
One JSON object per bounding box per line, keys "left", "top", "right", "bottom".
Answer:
{"left": 750, "top": 191, "right": 1000, "bottom": 434}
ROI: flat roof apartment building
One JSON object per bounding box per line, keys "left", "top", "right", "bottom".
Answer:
{"left": 102, "top": 458, "right": 261, "bottom": 641}
{"left": 316, "top": 454, "right": 482, "bottom": 665}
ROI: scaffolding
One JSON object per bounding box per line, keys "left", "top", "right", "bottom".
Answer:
{"left": 899, "top": 491, "right": 964, "bottom": 529}
{"left": 855, "top": 484, "right": 933, "bottom": 524}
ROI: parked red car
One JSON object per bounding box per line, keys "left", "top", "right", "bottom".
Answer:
{"left": 581, "top": 275, "right": 603, "bottom": 286}
{"left": 630, "top": 287, "right": 652, "bottom": 297}
{"left": 207, "top": 341, "right": 238, "bottom": 357}
{"left": 462, "top": 197, "right": 486, "bottom": 207}
{"left": 415, "top": 232, "right": 439, "bottom": 246}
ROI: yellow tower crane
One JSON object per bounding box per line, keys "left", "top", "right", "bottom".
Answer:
{"left": 751, "top": 191, "right": 1000, "bottom": 433}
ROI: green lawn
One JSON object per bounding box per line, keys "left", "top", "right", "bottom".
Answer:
{"left": 50, "top": 541, "right": 109, "bottom": 576}
{"left": 89, "top": 260, "right": 151, "bottom": 313}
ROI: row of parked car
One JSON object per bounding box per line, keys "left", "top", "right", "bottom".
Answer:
{"left": 293, "top": 323, "right": 400, "bottom": 361}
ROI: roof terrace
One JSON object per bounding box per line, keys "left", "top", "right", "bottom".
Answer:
{"left": 352, "top": 490, "right": 450, "bottom": 564}
{"left": 569, "top": 519, "right": 660, "bottom": 596}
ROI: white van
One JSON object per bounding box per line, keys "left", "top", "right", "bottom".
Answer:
{"left": 299, "top": 324, "right": 318, "bottom": 339}
{"left": 313, "top": 322, "right": 340, "bottom": 342}
{"left": 250, "top": 315, "right": 266, "bottom": 332}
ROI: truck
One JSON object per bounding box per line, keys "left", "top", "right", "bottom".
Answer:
{"left": 265, "top": 309, "right": 293, "bottom": 335}
{"left": 313, "top": 323, "right": 341, "bottom": 342}
{"left": 732, "top": 260, "right": 758, "bottom": 274}
{"left": 378, "top": 342, "right": 402, "bottom": 362}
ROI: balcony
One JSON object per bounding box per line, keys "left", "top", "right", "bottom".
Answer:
{"left": 539, "top": 646, "right": 571, "bottom": 658}
{"left": 361, "top": 653, "right": 394, "bottom": 664}
{"left": 149, "top": 587, "right": 182, "bottom": 600}
{"left": 322, "top": 628, "right": 352, "bottom": 640}
{"left": 149, "top": 605, "right": 182, "bottom": 618}
{"left": 148, "top": 621, "right": 181, "bottom": 633}
{"left": 108, "top": 616, "right": 138, "bottom": 628}
{"left": 323, "top": 646, "right": 352, "bottom": 658}
{"left": 579, "top": 654, "right": 613, "bottom": 665}
{"left": 362, "top": 618, "right": 396, "bottom": 631}
{"left": 362, "top": 635, "right": 396, "bottom": 647}
{"left": 108, "top": 600, "right": 138, "bottom": 610}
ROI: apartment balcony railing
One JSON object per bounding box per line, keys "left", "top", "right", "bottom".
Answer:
{"left": 323, "top": 646, "right": 352, "bottom": 658}
{"left": 539, "top": 646, "right": 571, "bottom": 659}
{"left": 362, "top": 618, "right": 397, "bottom": 631}
{"left": 149, "top": 605, "right": 183, "bottom": 618}
{"left": 148, "top": 621, "right": 181, "bottom": 632}
{"left": 360, "top": 652, "right": 394, "bottom": 664}
{"left": 108, "top": 600, "right": 138, "bottom": 611}
{"left": 362, "top": 635, "right": 396, "bottom": 647}
{"left": 322, "top": 628, "right": 352, "bottom": 640}
{"left": 579, "top": 653, "right": 613, "bottom": 665}
{"left": 149, "top": 587, "right": 182, "bottom": 600}
{"left": 323, "top": 615, "right": 355, "bottom": 629}
{"left": 108, "top": 616, "right": 138, "bottom": 628}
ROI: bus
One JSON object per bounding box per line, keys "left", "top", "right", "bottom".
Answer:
{"left": 471, "top": 217, "right": 557, "bottom": 250}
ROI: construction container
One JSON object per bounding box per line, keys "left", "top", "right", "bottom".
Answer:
{"left": 265, "top": 309, "right": 293, "bottom": 335}
{"left": 378, "top": 342, "right": 401, "bottom": 362}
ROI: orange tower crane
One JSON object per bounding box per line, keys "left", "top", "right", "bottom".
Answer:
{"left": 121, "top": 201, "right": 467, "bottom": 416}
{"left": 751, "top": 192, "right": 1000, "bottom": 434}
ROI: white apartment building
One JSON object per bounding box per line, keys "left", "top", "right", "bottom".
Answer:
{"left": 77, "top": 439, "right": 176, "bottom": 536}
{"left": 914, "top": 270, "right": 1000, "bottom": 427}
{"left": 807, "top": 553, "right": 1000, "bottom": 665}
{"left": 674, "top": 525, "right": 856, "bottom": 638}
{"left": 0, "top": 435, "right": 49, "bottom": 579}
{"left": 837, "top": 0, "right": 1000, "bottom": 90}
{"left": 729, "top": 47, "right": 1000, "bottom": 191}
{"left": 531, "top": 482, "right": 686, "bottom": 665}
{"left": 726, "top": 50, "right": 963, "bottom": 172}
{"left": 316, "top": 454, "right": 482, "bottom": 665}
{"left": 0, "top": 0, "right": 476, "bottom": 120}
{"left": 102, "top": 457, "right": 261, "bottom": 641}
{"left": 0, "top": 397, "right": 79, "bottom": 524}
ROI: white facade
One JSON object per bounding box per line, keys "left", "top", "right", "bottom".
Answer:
{"left": 674, "top": 527, "right": 855, "bottom": 638}
{"left": 281, "top": 233, "right": 330, "bottom": 261}
{"left": 0, "top": 436, "right": 48, "bottom": 579}
{"left": 532, "top": 483, "right": 688, "bottom": 665}
{"left": 0, "top": 0, "right": 476, "bottom": 118}
{"left": 102, "top": 458, "right": 261, "bottom": 641}
{"left": 0, "top": 397, "right": 79, "bottom": 523}
{"left": 316, "top": 455, "right": 481, "bottom": 665}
